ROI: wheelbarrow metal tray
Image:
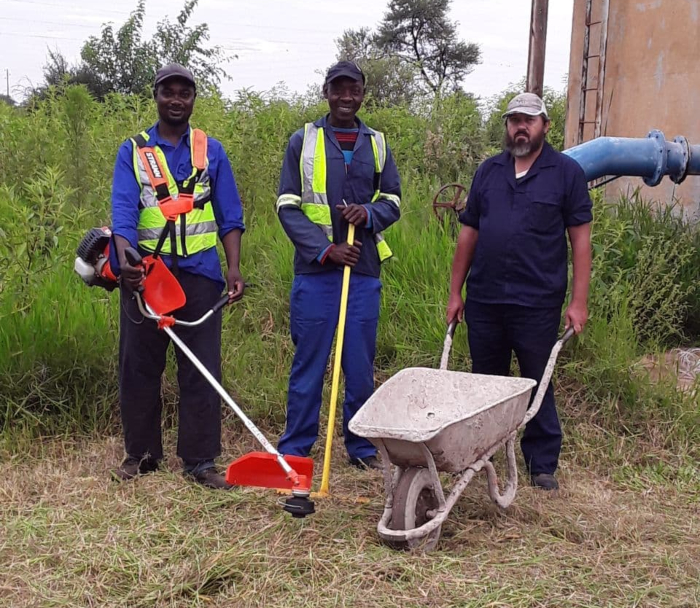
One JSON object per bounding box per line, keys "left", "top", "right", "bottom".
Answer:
{"left": 350, "top": 368, "right": 536, "bottom": 473}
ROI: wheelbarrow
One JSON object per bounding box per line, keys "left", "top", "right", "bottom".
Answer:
{"left": 348, "top": 322, "right": 575, "bottom": 550}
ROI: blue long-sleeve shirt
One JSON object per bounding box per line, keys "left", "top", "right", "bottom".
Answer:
{"left": 110, "top": 122, "right": 245, "bottom": 288}
{"left": 277, "top": 115, "right": 401, "bottom": 278}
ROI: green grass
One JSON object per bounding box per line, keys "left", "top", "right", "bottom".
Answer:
{"left": 0, "top": 426, "right": 698, "bottom": 608}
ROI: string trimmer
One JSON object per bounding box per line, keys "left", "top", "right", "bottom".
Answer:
{"left": 74, "top": 227, "right": 315, "bottom": 518}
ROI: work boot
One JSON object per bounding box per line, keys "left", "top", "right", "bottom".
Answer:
{"left": 349, "top": 455, "right": 382, "bottom": 471}
{"left": 185, "top": 467, "right": 232, "bottom": 490}
{"left": 112, "top": 456, "right": 159, "bottom": 482}
{"left": 530, "top": 473, "right": 559, "bottom": 491}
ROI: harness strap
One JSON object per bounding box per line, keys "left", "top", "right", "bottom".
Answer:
{"left": 132, "top": 129, "right": 208, "bottom": 271}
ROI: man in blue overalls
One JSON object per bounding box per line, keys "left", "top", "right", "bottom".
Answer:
{"left": 446, "top": 92, "right": 592, "bottom": 490}
{"left": 275, "top": 61, "right": 401, "bottom": 469}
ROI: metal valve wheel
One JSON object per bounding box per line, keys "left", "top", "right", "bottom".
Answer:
{"left": 431, "top": 183, "right": 467, "bottom": 221}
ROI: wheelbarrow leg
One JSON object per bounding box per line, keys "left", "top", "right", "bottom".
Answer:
{"left": 376, "top": 439, "right": 401, "bottom": 509}
{"left": 483, "top": 434, "right": 519, "bottom": 509}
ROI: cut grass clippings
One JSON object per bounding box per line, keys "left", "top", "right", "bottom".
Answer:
{"left": 1, "top": 422, "right": 698, "bottom": 608}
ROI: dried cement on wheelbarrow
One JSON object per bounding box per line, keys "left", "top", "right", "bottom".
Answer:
{"left": 350, "top": 368, "right": 536, "bottom": 472}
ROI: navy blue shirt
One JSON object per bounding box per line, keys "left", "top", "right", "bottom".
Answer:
{"left": 111, "top": 123, "right": 245, "bottom": 289}
{"left": 459, "top": 142, "right": 592, "bottom": 308}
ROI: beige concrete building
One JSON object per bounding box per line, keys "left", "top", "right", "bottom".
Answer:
{"left": 565, "top": 0, "right": 700, "bottom": 216}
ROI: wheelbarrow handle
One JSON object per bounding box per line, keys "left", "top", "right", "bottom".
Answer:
{"left": 520, "top": 326, "right": 577, "bottom": 428}
{"left": 561, "top": 326, "right": 576, "bottom": 344}
{"left": 446, "top": 319, "right": 458, "bottom": 339}
{"left": 440, "top": 321, "right": 459, "bottom": 370}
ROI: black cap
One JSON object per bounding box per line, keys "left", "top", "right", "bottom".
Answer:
{"left": 154, "top": 63, "right": 196, "bottom": 89}
{"left": 325, "top": 61, "right": 365, "bottom": 86}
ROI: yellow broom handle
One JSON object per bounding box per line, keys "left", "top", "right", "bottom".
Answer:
{"left": 319, "top": 223, "right": 355, "bottom": 495}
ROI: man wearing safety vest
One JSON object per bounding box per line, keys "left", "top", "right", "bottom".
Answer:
{"left": 110, "top": 64, "right": 246, "bottom": 489}
{"left": 276, "top": 61, "right": 401, "bottom": 469}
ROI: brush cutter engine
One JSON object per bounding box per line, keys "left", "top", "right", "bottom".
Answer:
{"left": 74, "top": 227, "right": 118, "bottom": 291}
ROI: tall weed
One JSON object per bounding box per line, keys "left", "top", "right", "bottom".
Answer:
{"left": 0, "top": 86, "right": 698, "bottom": 453}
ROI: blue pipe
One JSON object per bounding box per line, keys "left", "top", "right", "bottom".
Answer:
{"left": 563, "top": 130, "right": 700, "bottom": 186}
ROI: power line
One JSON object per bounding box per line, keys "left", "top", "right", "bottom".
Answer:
{"left": 0, "top": 16, "right": 335, "bottom": 37}
{"left": 0, "top": 31, "right": 83, "bottom": 41}
{"left": 0, "top": 17, "right": 106, "bottom": 30}
{"left": 4, "top": 0, "right": 131, "bottom": 16}
{"left": 213, "top": 20, "right": 338, "bottom": 34}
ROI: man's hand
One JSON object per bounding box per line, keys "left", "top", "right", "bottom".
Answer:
{"left": 119, "top": 259, "right": 145, "bottom": 292}
{"left": 226, "top": 266, "right": 245, "bottom": 303}
{"left": 336, "top": 203, "right": 368, "bottom": 227}
{"left": 327, "top": 241, "right": 362, "bottom": 267}
{"left": 565, "top": 300, "right": 588, "bottom": 334}
{"left": 114, "top": 235, "right": 145, "bottom": 293}
{"left": 446, "top": 292, "right": 465, "bottom": 324}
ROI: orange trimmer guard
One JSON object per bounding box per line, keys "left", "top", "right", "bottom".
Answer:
{"left": 225, "top": 452, "right": 314, "bottom": 492}
{"left": 141, "top": 254, "right": 186, "bottom": 315}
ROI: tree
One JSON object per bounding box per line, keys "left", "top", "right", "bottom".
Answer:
{"left": 483, "top": 83, "right": 568, "bottom": 154}
{"left": 375, "top": 0, "right": 480, "bottom": 97}
{"left": 0, "top": 94, "right": 16, "bottom": 107}
{"left": 33, "top": 0, "right": 230, "bottom": 101}
{"left": 335, "top": 27, "right": 422, "bottom": 107}
{"left": 78, "top": 0, "right": 159, "bottom": 97}
{"left": 333, "top": 0, "right": 480, "bottom": 106}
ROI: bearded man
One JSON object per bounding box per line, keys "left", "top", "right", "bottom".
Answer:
{"left": 446, "top": 92, "right": 592, "bottom": 491}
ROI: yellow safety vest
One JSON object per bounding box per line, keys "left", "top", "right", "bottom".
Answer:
{"left": 131, "top": 129, "right": 217, "bottom": 256}
{"left": 277, "top": 123, "right": 399, "bottom": 262}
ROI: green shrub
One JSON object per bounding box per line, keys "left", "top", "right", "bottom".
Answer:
{"left": 0, "top": 86, "right": 698, "bottom": 454}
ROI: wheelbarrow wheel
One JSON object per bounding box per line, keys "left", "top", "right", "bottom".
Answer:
{"left": 388, "top": 467, "right": 441, "bottom": 551}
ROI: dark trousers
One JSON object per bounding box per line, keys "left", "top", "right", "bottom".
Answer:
{"left": 119, "top": 271, "right": 222, "bottom": 464}
{"left": 278, "top": 272, "right": 381, "bottom": 460}
{"left": 465, "top": 299, "right": 562, "bottom": 475}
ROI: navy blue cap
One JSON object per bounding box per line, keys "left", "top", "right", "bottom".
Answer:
{"left": 325, "top": 61, "right": 365, "bottom": 85}
{"left": 154, "top": 63, "right": 196, "bottom": 89}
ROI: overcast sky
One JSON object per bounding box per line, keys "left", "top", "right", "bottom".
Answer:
{"left": 0, "top": 0, "right": 574, "bottom": 103}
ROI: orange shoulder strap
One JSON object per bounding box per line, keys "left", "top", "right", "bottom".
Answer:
{"left": 191, "top": 128, "right": 208, "bottom": 171}
{"left": 136, "top": 146, "right": 170, "bottom": 191}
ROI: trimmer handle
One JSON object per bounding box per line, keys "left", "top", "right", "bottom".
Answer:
{"left": 124, "top": 247, "right": 143, "bottom": 267}
{"left": 211, "top": 294, "right": 231, "bottom": 314}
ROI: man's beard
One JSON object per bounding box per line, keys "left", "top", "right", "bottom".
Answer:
{"left": 503, "top": 130, "right": 545, "bottom": 157}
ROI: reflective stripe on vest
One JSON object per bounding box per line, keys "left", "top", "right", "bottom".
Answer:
{"left": 131, "top": 129, "right": 216, "bottom": 256}
{"left": 295, "top": 123, "right": 395, "bottom": 261}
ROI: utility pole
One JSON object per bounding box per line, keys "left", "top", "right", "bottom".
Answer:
{"left": 526, "top": 0, "right": 549, "bottom": 98}
{"left": 5, "top": 69, "right": 9, "bottom": 98}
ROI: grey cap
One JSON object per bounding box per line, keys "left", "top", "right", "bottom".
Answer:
{"left": 154, "top": 63, "right": 196, "bottom": 89}
{"left": 502, "top": 92, "right": 548, "bottom": 119}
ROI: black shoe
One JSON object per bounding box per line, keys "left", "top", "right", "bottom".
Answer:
{"left": 531, "top": 473, "right": 559, "bottom": 491}
{"left": 349, "top": 455, "right": 382, "bottom": 471}
{"left": 112, "top": 456, "right": 158, "bottom": 482}
{"left": 186, "top": 467, "right": 232, "bottom": 490}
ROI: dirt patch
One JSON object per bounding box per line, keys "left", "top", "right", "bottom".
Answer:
{"left": 636, "top": 348, "right": 700, "bottom": 392}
